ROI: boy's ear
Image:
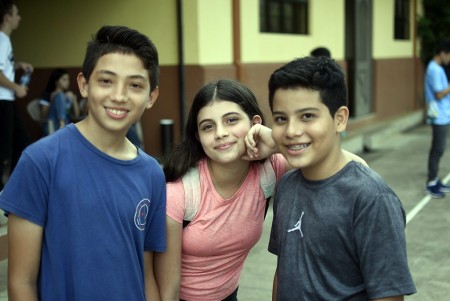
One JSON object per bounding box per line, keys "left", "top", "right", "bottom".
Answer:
{"left": 146, "top": 86, "right": 159, "bottom": 110}
{"left": 252, "top": 115, "right": 262, "bottom": 125}
{"left": 77, "top": 72, "right": 88, "bottom": 98}
{"left": 334, "top": 106, "right": 349, "bottom": 133}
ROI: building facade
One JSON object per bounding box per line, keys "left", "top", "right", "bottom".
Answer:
{"left": 13, "top": 0, "right": 424, "bottom": 156}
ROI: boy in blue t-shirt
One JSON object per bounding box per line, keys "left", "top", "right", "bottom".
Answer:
{"left": 0, "top": 25, "right": 166, "bottom": 300}
{"left": 248, "top": 57, "right": 416, "bottom": 300}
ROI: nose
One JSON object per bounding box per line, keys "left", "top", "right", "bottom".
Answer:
{"left": 112, "top": 85, "right": 128, "bottom": 102}
{"left": 215, "top": 124, "right": 229, "bottom": 139}
{"left": 286, "top": 120, "right": 303, "bottom": 138}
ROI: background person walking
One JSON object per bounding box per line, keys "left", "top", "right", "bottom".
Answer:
{"left": 0, "top": 0, "right": 33, "bottom": 190}
{"left": 425, "top": 40, "right": 450, "bottom": 198}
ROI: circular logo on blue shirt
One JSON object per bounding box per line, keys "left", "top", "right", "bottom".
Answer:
{"left": 134, "top": 198, "right": 151, "bottom": 231}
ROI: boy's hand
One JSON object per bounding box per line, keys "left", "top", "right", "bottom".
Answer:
{"left": 14, "top": 84, "right": 27, "bottom": 98}
{"left": 242, "top": 124, "right": 278, "bottom": 160}
{"left": 17, "top": 62, "right": 34, "bottom": 73}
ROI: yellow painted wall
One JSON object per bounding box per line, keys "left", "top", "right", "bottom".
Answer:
{"left": 188, "top": 0, "right": 233, "bottom": 65}
{"left": 11, "top": 0, "right": 419, "bottom": 67}
{"left": 12, "top": 0, "right": 179, "bottom": 67}
{"left": 372, "top": 0, "right": 414, "bottom": 58}
{"left": 240, "top": 0, "right": 345, "bottom": 63}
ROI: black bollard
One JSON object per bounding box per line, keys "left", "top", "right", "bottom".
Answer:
{"left": 160, "top": 119, "right": 174, "bottom": 155}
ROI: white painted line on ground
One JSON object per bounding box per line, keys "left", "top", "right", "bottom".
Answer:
{"left": 406, "top": 172, "right": 450, "bottom": 224}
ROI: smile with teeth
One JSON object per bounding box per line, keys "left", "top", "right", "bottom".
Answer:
{"left": 287, "top": 143, "right": 310, "bottom": 151}
{"left": 106, "top": 107, "right": 129, "bottom": 118}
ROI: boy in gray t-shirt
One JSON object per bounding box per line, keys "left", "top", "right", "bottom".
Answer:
{"left": 246, "top": 57, "right": 416, "bottom": 300}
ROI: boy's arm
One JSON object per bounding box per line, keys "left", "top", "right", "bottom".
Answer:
{"left": 343, "top": 149, "right": 368, "bottom": 167}
{"left": 14, "top": 61, "right": 34, "bottom": 72}
{"left": 144, "top": 251, "right": 160, "bottom": 301}
{"left": 0, "top": 71, "right": 27, "bottom": 98}
{"left": 435, "top": 86, "right": 450, "bottom": 100}
{"left": 7, "top": 214, "right": 43, "bottom": 301}
{"left": 243, "top": 124, "right": 368, "bottom": 170}
{"left": 153, "top": 216, "right": 182, "bottom": 301}
{"left": 272, "top": 268, "right": 278, "bottom": 301}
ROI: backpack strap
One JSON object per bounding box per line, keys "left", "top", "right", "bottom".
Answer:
{"left": 182, "top": 167, "right": 201, "bottom": 227}
{"left": 182, "top": 159, "right": 277, "bottom": 228}
{"left": 259, "top": 158, "right": 276, "bottom": 218}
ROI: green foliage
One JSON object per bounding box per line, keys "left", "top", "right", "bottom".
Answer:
{"left": 417, "top": 0, "right": 450, "bottom": 63}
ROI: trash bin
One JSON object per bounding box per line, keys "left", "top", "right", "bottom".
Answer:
{"left": 160, "top": 119, "right": 174, "bottom": 155}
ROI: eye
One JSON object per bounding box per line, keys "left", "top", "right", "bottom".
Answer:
{"left": 226, "top": 117, "right": 239, "bottom": 124}
{"left": 200, "top": 123, "right": 214, "bottom": 131}
{"left": 301, "top": 113, "right": 316, "bottom": 121}
{"left": 130, "top": 83, "right": 144, "bottom": 90}
{"left": 273, "top": 115, "right": 287, "bottom": 124}
{"left": 98, "top": 78, "right": 112, "bottom": 85}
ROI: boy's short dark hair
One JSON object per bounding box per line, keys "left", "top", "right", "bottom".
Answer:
{"left": 0, "top": 0, "right": 15, "bottom": 23}
{"left": 310, "top": 47, "right": 331, "bottom": 58}
{"left": 268, "top": 56, "right": 347, "bottom": 117}
{"left": 435, "top": 39, "right": 450, "bottom": 55}
{"left": 81, "top": 25, "right": 159, "bottom": 92}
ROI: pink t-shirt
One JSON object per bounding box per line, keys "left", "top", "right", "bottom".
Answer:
{"left": 166, "top": 154, "right": 286, "bottom": 300}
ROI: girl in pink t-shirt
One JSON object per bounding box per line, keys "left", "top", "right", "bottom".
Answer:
{"left": 154, "top": 79, "right": 286, "bottom": 301}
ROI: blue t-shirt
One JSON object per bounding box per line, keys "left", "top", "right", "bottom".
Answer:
{"left": 0, "top": 124, "right": 166, "bottom": 300}
{"left": 424, "top": 60, "right": 450, "bottom": 125}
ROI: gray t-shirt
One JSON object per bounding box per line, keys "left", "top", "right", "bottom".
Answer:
{"left": 268, "top": 161, "right": 416, "bottom": 300}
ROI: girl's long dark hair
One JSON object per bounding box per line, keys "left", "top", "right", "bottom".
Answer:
{"left": 163, "top": 79, "right": 265, "bottom": 182}
{"left": 41, "top": 68, "right": 68, "bottom": 100}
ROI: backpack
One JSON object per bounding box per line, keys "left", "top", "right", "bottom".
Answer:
{"left": 181, "top": 159, "right": 276, "bottom": 228}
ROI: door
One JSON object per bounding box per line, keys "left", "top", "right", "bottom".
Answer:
{"left": 345, "top": 0, "right": 373, "bottom": 118}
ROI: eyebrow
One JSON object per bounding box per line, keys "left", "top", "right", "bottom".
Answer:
{"left": 272, "top": 107, "right": 320, "bottom": 115}
{"left": 198, "top": 111, "right": 241, "bottom": 127}
{"left": 95, "top": 70, "right": 146, "bottom": 80}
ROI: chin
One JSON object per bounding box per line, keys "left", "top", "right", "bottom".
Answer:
{"left": 286, "top": 157, "right": 310, "bottom": 170}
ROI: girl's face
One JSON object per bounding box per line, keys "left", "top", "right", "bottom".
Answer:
{"left": 197, "top": 100, "right": 253, "bottom": 165}
{"left": 56, "top": 74, "right": 70, "bottom": 91}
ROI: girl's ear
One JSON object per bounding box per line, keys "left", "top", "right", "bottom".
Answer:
{"left": 252, "top": 115, "right": 262, "bottom": 125}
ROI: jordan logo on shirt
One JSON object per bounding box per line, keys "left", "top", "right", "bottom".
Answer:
{"left": 287, "top": 211, "right": 304, "bottom": 237}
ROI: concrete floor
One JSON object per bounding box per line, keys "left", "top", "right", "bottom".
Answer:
{"left": 1, "top": 123, "right": 450, "bottom": 300}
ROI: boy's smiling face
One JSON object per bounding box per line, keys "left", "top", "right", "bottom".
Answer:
{"left": 77, "top": 52, "right": 158, "bottom": 136}
{"left": 271, "top": 87, "right": 347, "bottom": 180}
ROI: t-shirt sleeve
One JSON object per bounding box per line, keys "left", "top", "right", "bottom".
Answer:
{"left": 0, "top": 37, "right": 8, "bottom": 70}
{"left": 354, "top": 193, "right": 416, "bottom": 298}
{"left": 144, "top": 165, "right": 167, "bottom": 252}
{"left": 429, "top": 65, "right": 447, "bottom": 93}
{"left": 166, "top": 180, "right": 186, "bottom": 224}
{"left": 270, "top": 153, "right": 287, "bottom": 181}
{"left": 0, "top": 150, "right": 49, "bottom": 227}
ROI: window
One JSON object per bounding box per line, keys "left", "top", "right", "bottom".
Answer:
{"left": 260, "top": 0, "right": 309, "bottom": 35}
{"left": 394, "top": 0, "right": 410, "bottom": 40}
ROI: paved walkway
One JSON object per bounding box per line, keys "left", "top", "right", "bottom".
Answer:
{"left": 1, "top": 123, "right": 450, "bottom": 300}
